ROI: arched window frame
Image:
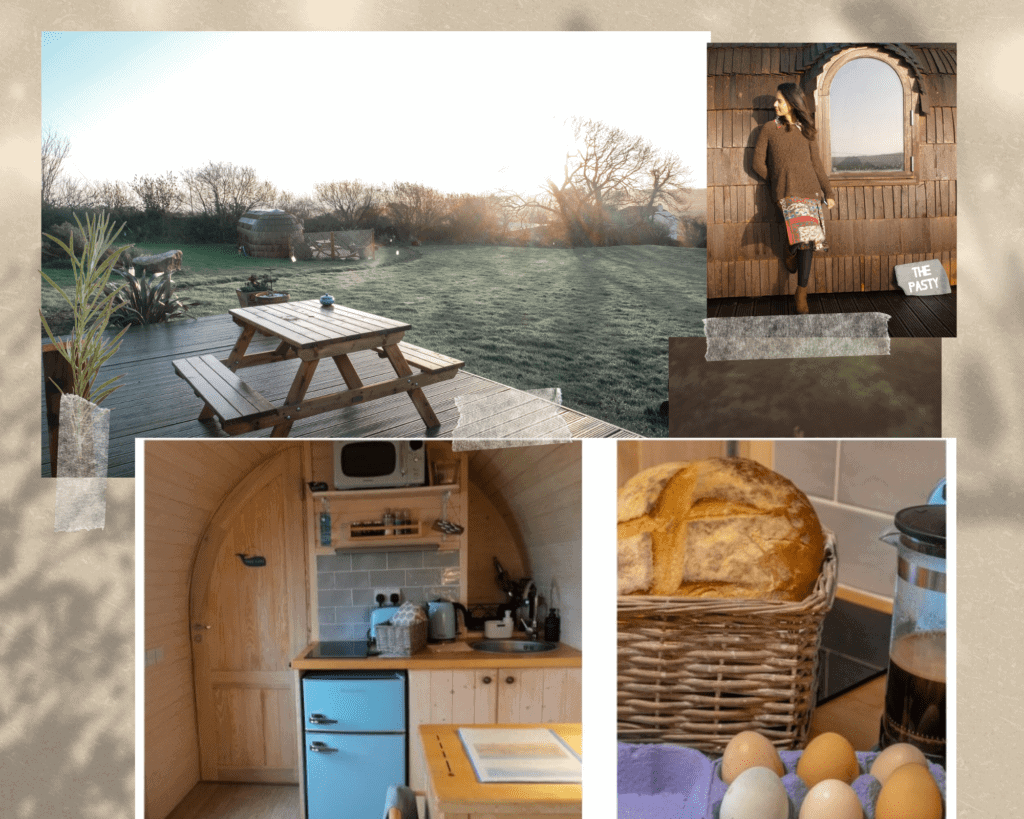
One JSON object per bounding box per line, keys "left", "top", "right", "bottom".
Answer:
{"left": 815, "top": 47, "right": 919, "bottom": 184}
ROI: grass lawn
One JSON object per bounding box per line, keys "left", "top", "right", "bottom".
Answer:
{"left": 42, "top": 242, "right": 707, "bottom": 437}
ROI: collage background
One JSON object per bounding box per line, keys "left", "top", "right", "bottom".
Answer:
{"left": 1, "top": 4, "right": 998, "bottom": 817}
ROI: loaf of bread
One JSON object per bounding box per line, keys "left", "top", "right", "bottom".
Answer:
{"left": 618, "top": 457, "right": 825, "bottom": 601}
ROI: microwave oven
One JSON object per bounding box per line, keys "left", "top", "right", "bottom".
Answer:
{"left": 333, "top": 440, "right": 427, "bottom": 490}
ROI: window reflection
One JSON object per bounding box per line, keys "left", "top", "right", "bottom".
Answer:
{"left": 829, "top": 58, "right": 904, "bottom": 172}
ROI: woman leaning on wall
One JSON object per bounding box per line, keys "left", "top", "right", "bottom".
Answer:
{"left": 752, "top": 82, "right": 836, "bottom": 313}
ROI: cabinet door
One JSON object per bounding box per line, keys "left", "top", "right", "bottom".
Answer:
{"left": 408, "top": 669, "right": 498, "bottom": 791}
{"left": 497, "top": 667, "right": 583, "bottom": 724}
{"left": 496, "top": 667, "right": 546, "bottom": 723}
{"left": 541, "top": 667, "right": 583, "bottom": 722}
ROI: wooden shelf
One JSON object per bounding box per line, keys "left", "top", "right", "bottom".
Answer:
{"left": 308, "top": 484, "right": 460, "bottom": 501}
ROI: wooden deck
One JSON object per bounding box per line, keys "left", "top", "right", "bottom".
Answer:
{"left": 41, "top": 314, "right": 640, "bottom": 478}
{"left": 707, "top": 287, "right": 956, "bottom": 337}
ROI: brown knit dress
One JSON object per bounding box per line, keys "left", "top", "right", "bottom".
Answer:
{"left": 752, "top": 117, "right": 835, "bottom": 205}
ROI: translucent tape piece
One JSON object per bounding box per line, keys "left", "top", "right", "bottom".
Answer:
{"left": 452, "top": 391, "right": 572, "bottom": 451}
{"left": 54, "top": 393, "right": 109, "bottom": 532}
{"left": 703, "top": 313, "right": 891, "bottom": 361}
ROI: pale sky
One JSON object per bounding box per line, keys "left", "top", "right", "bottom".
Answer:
{"left": 828, "top": 57, "right": 904, "bottom": 157}
{"left": 42, "top": 31, "right": 710, "bottom": 199}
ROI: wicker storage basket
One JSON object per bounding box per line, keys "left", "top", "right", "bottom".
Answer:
{"left": 376, "top": 618, "right": 428, "bottom": 657}
{"left": 617, "top": 535, "right": 837, "bottom": 754}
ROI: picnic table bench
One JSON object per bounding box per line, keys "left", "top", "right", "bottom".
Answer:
{"left": 172, "top": 300, "right": 464, "bottom": 437}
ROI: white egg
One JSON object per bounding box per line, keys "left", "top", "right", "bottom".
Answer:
{"left": 869, "top": 743, "right": 929, "bottom": 785}
{"left": 719, "top": 766, "right": 790, "bottom": 819}
{"left": 799, "top": 779, "right": 864, "bottom": 819}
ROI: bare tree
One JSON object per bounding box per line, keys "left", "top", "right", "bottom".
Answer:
{"left": 93, "top": 180, "right": 137, "bottom": 210}
{"left": 386, "top": 182, "right": 449, "bottom": 240}
{"left": 520, "top": 117, "right": 694, "bottom": 246}
{"left": 314, "top": 180, "right": 381, "bottom": 227}
{"left": 41, "top": 127, "right": 71, "bottom": 206}
{"left": 131, "top": 172, "right": 182, "bottom": 215}
{"left": 275, "top": 191, "right": 320, "bottom": 221}
{"left": 180, "top": 161, "right": 277, "bottom": 217}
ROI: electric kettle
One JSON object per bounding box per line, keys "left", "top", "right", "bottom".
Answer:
{"left": 427, "top": 600, "right": 470, "bottom": 641}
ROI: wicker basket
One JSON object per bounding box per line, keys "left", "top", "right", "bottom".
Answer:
{"left": 617, "top": 535, "right": 838, "bottom": 754}
{"left": 376, "top": 618, "right": 428, "bottom": 657}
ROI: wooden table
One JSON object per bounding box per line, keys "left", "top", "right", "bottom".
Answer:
{"left": 418, "top": 723, "right": 582, "bottom": 819}
{"left": 173, "top": 299, "right": 463, "bottom": 437}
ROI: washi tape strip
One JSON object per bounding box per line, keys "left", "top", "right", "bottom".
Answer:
{"left": 54, "top": 393, "right": 109, "bottom": 532}
{"left": 703, "top": 313, "right": 891, "bottom": 361}
{"left": 453, "top": 391, "right": 572, "bottom": 450}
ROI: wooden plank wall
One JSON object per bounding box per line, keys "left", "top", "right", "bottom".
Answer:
{"left": 143, "top": 441, "right": 295, "bottom": 819}
{"left": 467, "top": 444, "right": 583, "bottom": 648}
{"left": 707, "top": 44, "right": 956, "bottom": 298}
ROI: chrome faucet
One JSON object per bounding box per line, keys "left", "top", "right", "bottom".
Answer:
{"left": 519, "top": 580, "right": 538, "bottom": 639}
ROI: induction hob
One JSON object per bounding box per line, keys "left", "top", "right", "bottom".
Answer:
{"left": 308, "top": 640, "right": 372, "bottom": 659}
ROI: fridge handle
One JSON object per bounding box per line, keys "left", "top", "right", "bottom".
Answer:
{"left": 309, "top": 741, "right": 338, "bottom": 754}
{"left": 309, "top": 713, "right": 338, "bottom": 725}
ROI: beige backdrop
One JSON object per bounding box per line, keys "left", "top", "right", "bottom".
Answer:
{"left": 2, "top": 5, "right": 994, "bottom": 818}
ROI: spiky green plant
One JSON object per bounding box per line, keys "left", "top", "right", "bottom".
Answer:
{"left": 40, "top": 211, "right": 132, "bottom": 405}
{"left": 107, "top": 266, "right": 188, "bottom": 326}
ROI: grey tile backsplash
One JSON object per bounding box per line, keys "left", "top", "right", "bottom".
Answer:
{"left": 775, "top": 439, "right": 946, "bottom": 598}
{"left": 317, "top": 549, "right": 460, "bottom": 640}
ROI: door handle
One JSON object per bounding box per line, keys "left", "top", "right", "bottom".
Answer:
{"left": 309, "top": 713, "right": 338, "bottom": 725}
{"left": 505, "top": 676, "right": 515, "bottom": 684}
{"left": 309, "top": 741, "right": 338, "bottom": 754}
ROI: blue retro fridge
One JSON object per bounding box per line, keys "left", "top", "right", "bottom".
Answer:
{"left": 301, "top": 670, "right": 407, "bottom": 819}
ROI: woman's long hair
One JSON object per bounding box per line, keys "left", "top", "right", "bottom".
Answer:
{"left": 777, "top": 82, "right": 816, "bottom": 140}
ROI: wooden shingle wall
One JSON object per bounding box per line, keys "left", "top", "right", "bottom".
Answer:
{"left": 707, "top": 43, "right": 956, "bottom": 298}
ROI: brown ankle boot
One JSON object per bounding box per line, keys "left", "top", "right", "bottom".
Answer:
{"left": 795, "top": 285, "right": 809, "bottom": 314}
{"left": 784, "top": 247, "right": 797, "bottom": 273}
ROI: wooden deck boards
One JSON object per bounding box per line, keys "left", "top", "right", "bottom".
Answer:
{"left": 41, "top": 314, "right": 639, "bottom": 478}
{"left": 706, "top": 288, "right": 956, "bottom": 337}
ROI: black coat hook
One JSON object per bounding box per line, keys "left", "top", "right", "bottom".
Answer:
{"left": 236, "top": 553, "right": 266, "bottom": 567}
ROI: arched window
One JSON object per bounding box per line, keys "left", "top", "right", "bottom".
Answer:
{"left": 817, "top": 48, "right": 917, "bottom": 181}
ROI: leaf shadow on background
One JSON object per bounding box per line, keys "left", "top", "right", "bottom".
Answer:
{"left": 0, "top": 472, "right": 134, "bottom": 819}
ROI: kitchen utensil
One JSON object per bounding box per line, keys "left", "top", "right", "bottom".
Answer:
{"left": 427, "top": 600, "right": 472, "bottom": 641}
{"left": 433, "top": 490, "right": 464, "bottom": 535}
{"left": 878, "top": 504, "right": 946, "bottom": 764}
{"left": 369, "top": 605, "right": 400, "bottom": 639}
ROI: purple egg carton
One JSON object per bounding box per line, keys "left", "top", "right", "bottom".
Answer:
{"left": 618, "top": 743, "right": 946, "bottom": 819}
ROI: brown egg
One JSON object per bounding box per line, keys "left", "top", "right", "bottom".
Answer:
{"left": 721, "top": 731, "right": 786, "bottom": 784}
{"left": 875, "top": 763, "right": 943, "bottom": 819}
{"left": 796, "top": 732, "right": 860, "bottom": 788}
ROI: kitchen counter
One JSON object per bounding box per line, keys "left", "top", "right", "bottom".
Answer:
{"left": 290, "top": 634, "right": 582, "bottom": 670}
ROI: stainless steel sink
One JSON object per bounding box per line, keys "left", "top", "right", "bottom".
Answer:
{"left": 469, "top": 639, "right": 558, "bottom": 653}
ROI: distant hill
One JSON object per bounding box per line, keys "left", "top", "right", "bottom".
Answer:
{"left": 832, "top": 154, "right": 903, "bottom": 172}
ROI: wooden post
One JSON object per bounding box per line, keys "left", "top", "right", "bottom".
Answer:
{"left": 330, "top": 232, "right": 336, "bottom": 259}
{"left": 42, "top": 343, "right": 76, "bottom": 477}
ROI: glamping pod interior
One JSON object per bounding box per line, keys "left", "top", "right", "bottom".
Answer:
{"left": 143, "top": 440, "right": 583, "bottom": 819}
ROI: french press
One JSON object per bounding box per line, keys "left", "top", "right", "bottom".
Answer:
{"left": 878, "top": 504, "right": 946, "bottom": 764}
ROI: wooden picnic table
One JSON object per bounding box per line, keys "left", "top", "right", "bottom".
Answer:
{"left": 173, "top": 299, "right": 463, "bottom": 437}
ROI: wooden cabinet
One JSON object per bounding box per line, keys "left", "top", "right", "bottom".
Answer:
{"left": 407, "top": 667, "right": 582, "bottom": 792}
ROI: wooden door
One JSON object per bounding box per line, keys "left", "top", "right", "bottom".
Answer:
{"left": 191, "top": 446, "right": 309, "bottom": 783}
